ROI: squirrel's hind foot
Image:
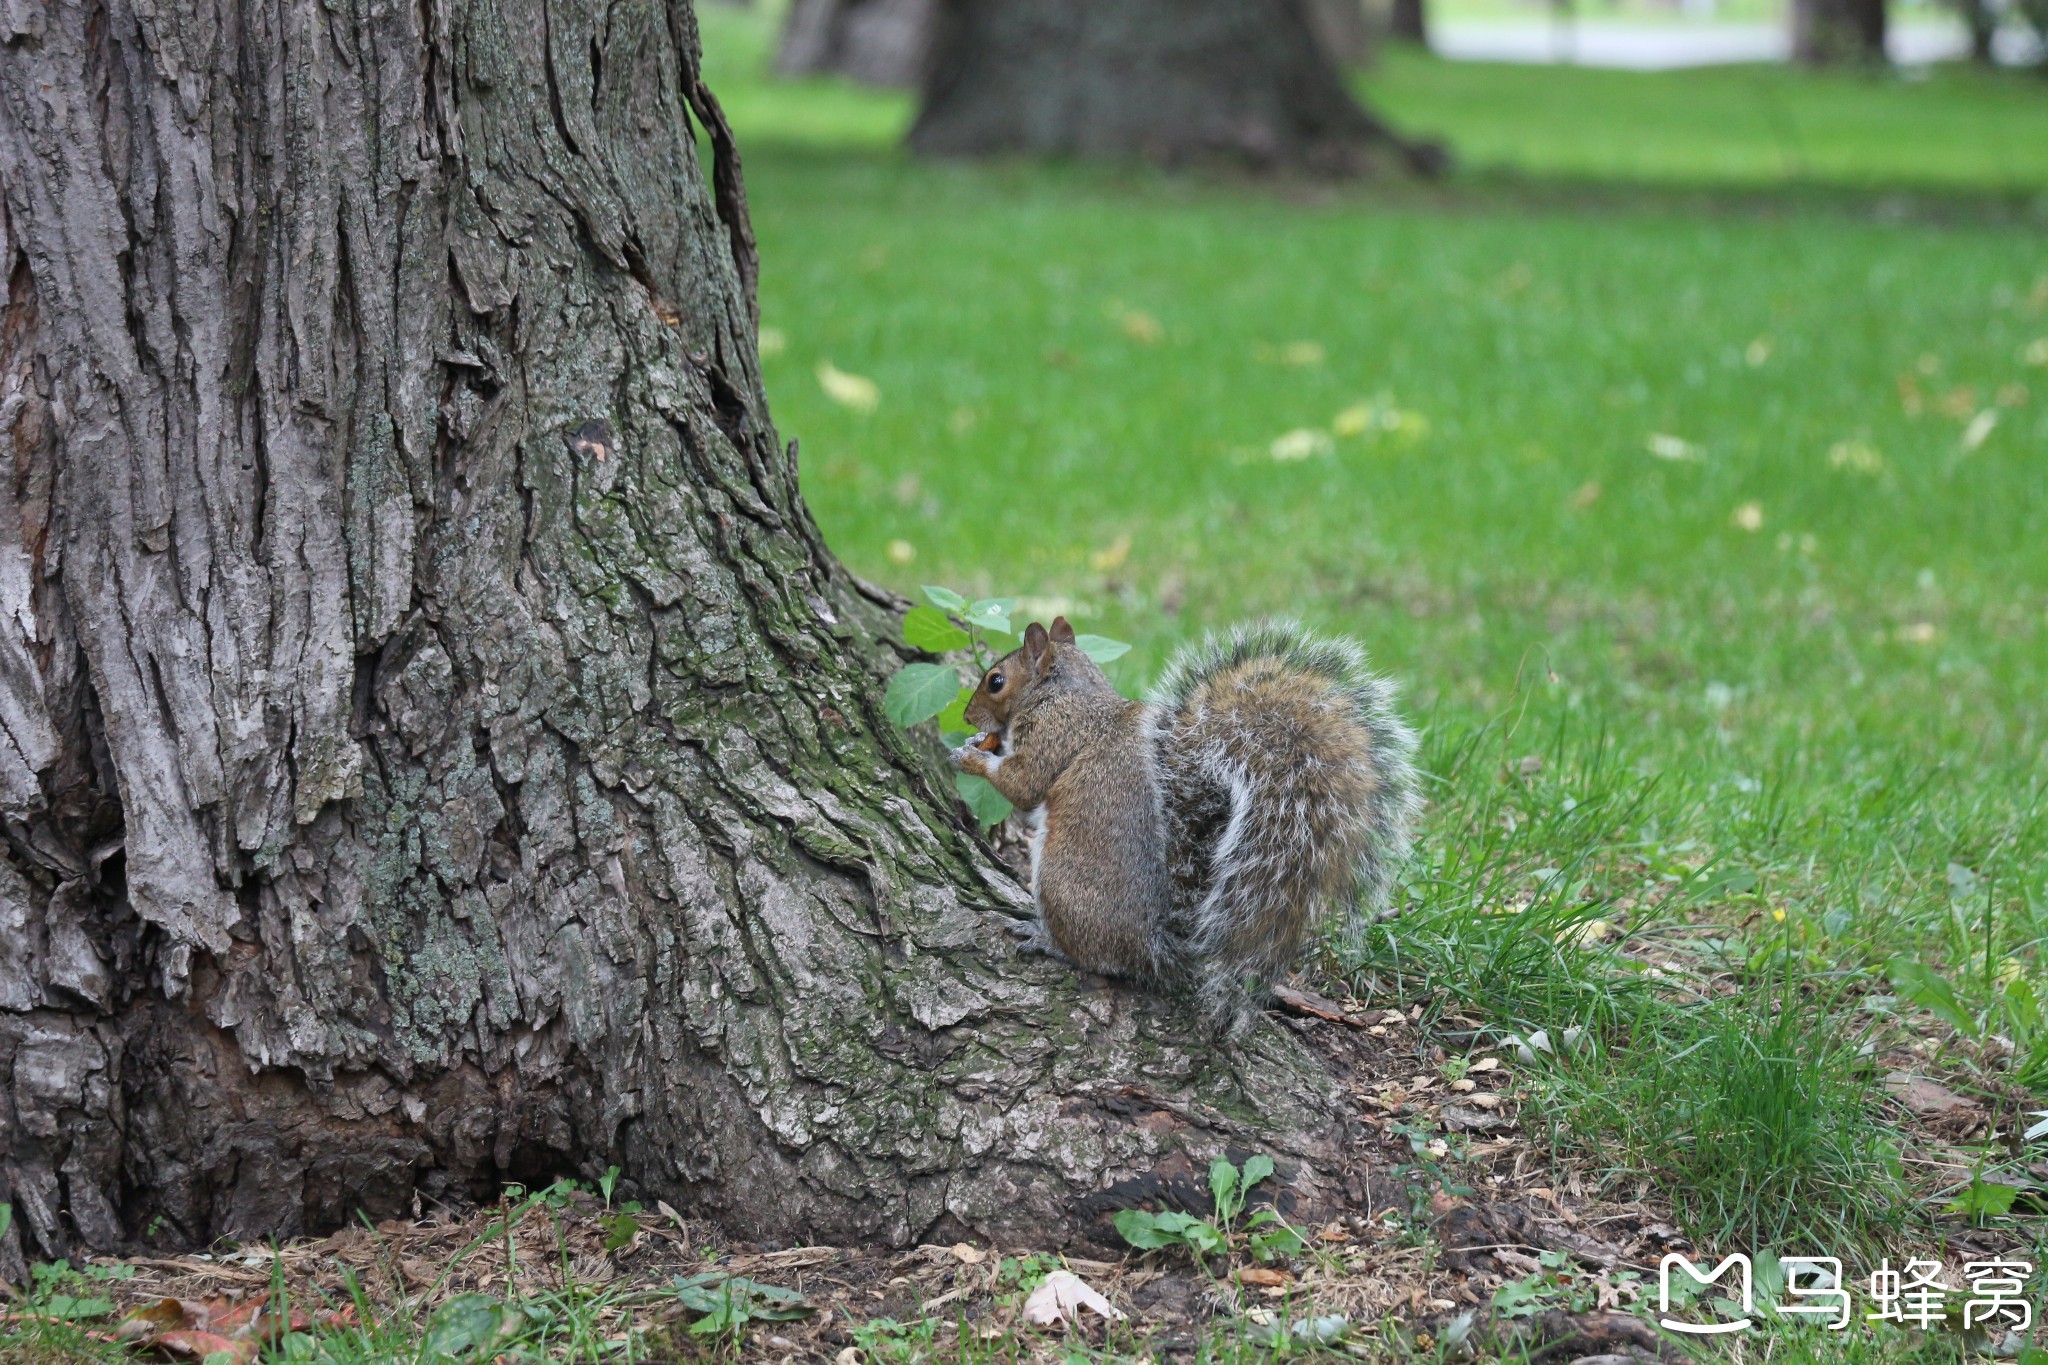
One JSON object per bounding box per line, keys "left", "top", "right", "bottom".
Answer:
{"left": 1194, "top": 974, "right": 1263, "bottom": 1041}
{"left": 1006, "top": 915, "right": 1073, "bottom": 964}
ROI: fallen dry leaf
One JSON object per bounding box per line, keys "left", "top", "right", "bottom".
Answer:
{"left": 1884, "top": 1071, "right": 1975, "bottom": 1118}
{"left": 1117, "top": 309, "right": 1163, "bottom": 344}
{"left": 1270, "top": 428, "right": 1333, "bottom": 462}
{"left": 116, "top": 1298, "right": 189, "bottom": 1340}
{"left": 154, "top": 1329, "right": 258, "bottom": 1364}
{"left": 1022, "top": 1270, "right": 1125, "bottom": 1326}
{"left": 1645, "top": 432, "right": 1702, "bottom": 462}
{"left": 816, "top": 362, "right": 880, "bottom": 414}
{"left": 1238, "top": 1266, "right": 1292, "bottom": 1288}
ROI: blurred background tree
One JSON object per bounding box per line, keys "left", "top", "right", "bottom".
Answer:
{"left": 1791, "top": 0, "right": 1888, "bottom": 62}
{"left": 908, "top": 0, "right": 1444, "bottom": 173}
{"left": 778, "top": 0, "right": 1383, "bottom": 88}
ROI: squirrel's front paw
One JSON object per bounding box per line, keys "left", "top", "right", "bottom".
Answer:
{"left": 950, "top": 734, "right": 1002, "bottom": 776}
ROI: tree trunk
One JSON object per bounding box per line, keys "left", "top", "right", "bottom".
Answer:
{"left": 1305, "top": 0, "right": 1376, "bottom": 66}
{"left": 780, "top": 0, "right": 1377, "bottom": 91}
{"left": 909, "top": 0, "right": 1446, "bottom": 175}
{"left": 776, "top": 0, "right": 938, "bottom": 87}
{"left": 0, "top": 0, "right": 1351, "bottom": 1267}
{"left": 1790, "top": 0, "right": 1888, "bottom": 63}
{"left": 1953, "top": 0, "right": 2000, "bottom": 63}
{"left": 1388, "top": 0, "right": 1429, "bottom": 47}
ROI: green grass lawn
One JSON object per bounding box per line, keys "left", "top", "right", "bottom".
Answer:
{"left": 709, "top": 0, "right": 2048, "bottom": 1267}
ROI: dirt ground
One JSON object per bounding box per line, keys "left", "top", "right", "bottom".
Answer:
{"left": 33, "top": 983, "right": 2033, "bottom": 1363}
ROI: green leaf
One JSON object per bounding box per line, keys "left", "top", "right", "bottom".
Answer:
{"left": 1074, "top": 634, "right": 1130, "bottom": 664}
{"left": 2015, "top": 1346, "right": 2048, "bottom": 1365}
{"left": 937, "top": 691, "right": 973, "bottom": 743}
{"left": 1888, "top": 957, "right": 1977, "bottom": 1036}
{"left": 422, "top": 1294, "right": 509, "bottom": 1356}
{"left": 885, "top": 663, "right": 962, "bottom": 727}
{"left": 1241, "top": 1152, "right": 1275, "bottom": 1190}
{"left": 601, "top": 1212, "right": 637, "bottom": 1252}
{"left": 1208, "top": 1157, "right": 1241, "bottom": 1221}
{"left": 2004, "top": 976, "right": 2044, "bottom": 1033}
{"left": 1112, "top": 1209, "right": 1181, "bottom": 1250}
{"left": 962, "top": 597, "right": 1014, "bottom": 635}
{"left": 1945, "top": 1177, "right": 2021, "bottom": 1218}
{"left": 36, "top": 1296, "right": 115, "bottom": 1321}
{"left": 1750, "top": 1250, "right": 1785, "bottom": 1303}
{"left": 1249, "top": 1221, "right": 1307, "bottom": 1262}
{"left": 1114, "top": 1208, "right": 1218, "bottom": 1255}
{"left": 903, "top": 605, "right": 971, "bottom": 654}
{"left": 1491, "top": 1277, "right": 1546, "bottom": 1318}
{"left": 955, "top": 773, "right": 1013, "bottom": 829}
{"left": 921, "top": 585, "right": 969, "bottom": 612}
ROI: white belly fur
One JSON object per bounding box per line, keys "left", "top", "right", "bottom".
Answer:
{"left": 1023, "top": 805, "right": 1048, "bottom": 912}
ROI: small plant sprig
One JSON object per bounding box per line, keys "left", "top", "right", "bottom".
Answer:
{"left": 885, "top": 585, "right": 1130, "bottom": 828}
{"left": 1112, "top": 1154, "right": 1307, "bottom": 1268}
{"left": 671, "top": 1272, "right": 811, "bottom": 1339}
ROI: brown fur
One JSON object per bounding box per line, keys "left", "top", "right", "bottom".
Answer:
{"left": 956, "top": 619, "right": 1171, "bottom": 977}
{"left": 951, "top": 616, "right": 1419, "bottom": 1033}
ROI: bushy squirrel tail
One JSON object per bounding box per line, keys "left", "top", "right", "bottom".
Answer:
{"left": 1148, "top": 620, "right": 1421, "bottom": 1032}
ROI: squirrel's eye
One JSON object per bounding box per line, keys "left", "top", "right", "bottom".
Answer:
{"left": 988, "top": 670, "right": 1006, "bottom": 692}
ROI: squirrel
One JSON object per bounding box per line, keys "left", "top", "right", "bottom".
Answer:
{"left": 948, "top": 616, "right": 1420, "bottom": 1034}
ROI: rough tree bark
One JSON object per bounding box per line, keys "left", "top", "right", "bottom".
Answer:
{"left": 1790, "top": 0, "right": 1888, "bottom": 64}
{"left": 0, "top": 0, "right": 1354, "bottom": 1268}
{"left": 909, "top": 0, "right": 1444, "bottom": 175}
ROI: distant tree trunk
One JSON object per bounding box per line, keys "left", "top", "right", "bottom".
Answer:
{"left": 1306, "top": 0, "right": 1376, "bottom": 65}
{"left": 2021, "top": 0, "right": 2048, "bottom": 68}
{"left": 1389, "top": 0, "right": 1430, "bottom": 46}
{"left": 782, "top": 0, "right": 1377, "bottom": 89}
{"left": 1951, "top": 0, "right": 2000, "bottom": 63}
{"left": 776, "top": 0, "right": 937, "bottom": 86}
{"left": 0, "top": 0, "right": 1350, "bottom": 1267}
{"left": 1790, "top": 0, "right": 1888, "bottom": 63}
{"left": 910, "top": 0, "right": 1446, "bottom": 175}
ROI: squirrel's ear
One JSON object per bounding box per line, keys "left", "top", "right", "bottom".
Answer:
{"left": 1049, "top": 616, "right": 1076, "bottom": 645}
{"left": 1023, "top": 621, "right": 1052, "bottom": 669}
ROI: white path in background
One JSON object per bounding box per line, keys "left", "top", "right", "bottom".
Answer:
{"left": 1429, "top": 18, "right": 2042, "bottom": 67}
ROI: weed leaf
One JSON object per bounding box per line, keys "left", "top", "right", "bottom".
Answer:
{"left": 903, "top": 606, "right": 971, "bottom": 654}
{"left": 884, "top": 663, "right": 961, "bottom": 727}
